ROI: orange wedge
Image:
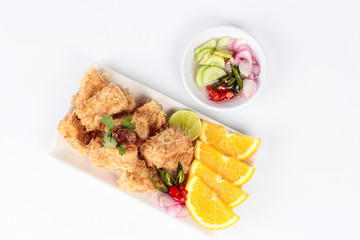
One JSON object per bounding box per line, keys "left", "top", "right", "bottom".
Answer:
{"left": 189, "top": 160, "right": 248, "bottom": 208}
{"left": 195, "top": 141, "right": 255, "bottom": 186}
{"left": 199, "top": 120, "right": 261, "bottom": 160}
{"left": 185, "top": 175, "right": 239, "bottom": 230}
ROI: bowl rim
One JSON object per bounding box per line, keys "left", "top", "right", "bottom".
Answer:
{"left": 180, "top": 25, "right": 267, "bottom": 111}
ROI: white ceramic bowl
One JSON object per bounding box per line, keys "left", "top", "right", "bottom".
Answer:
{"left": 181, "top": 26, "right": 267, "bottom": 111}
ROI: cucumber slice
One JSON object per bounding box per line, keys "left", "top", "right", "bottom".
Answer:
{"left": 194, "top": 38, "right": 216, "bottom": 55}
{"left": 216, "top": 37, "right": 233, "bottom": 55}
{"left": 203, "top": 55, "right": 225, "bottom": 68}
{"left": 195, "top": 48, "right": 214, "bottom": 63}
{"left": 195, "top": 66, "right": 209, "bottom": 88}
{"left": 202, "top": 66, "right": 226, "bottom": 86}
{"left": 199, "top": 53, "right": 211, "bottom": 65}
{"left": 214, "top": 50, "right": 233, "bottom": 59}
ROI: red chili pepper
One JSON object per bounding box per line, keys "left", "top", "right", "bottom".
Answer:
{"left": 211, "top": 92, "right": 220, "bottom": 101}
{"left": 180, "top": 196, "right": 187, "bottom": 204}
{"left": 224, "top": 90, "right": 235, "bottom": 99}
{"left": 172, "top": 193, "right": 183, "bottom": 202}
{"left": 206, "top": 85, "right": 213, "bottom": 91}
{"left": 169, "top": 185, "right": 181, "bottom": 196}
{"left": 178, "top": 183, "right": 185, "bottom": 191}
{"left": 181, "top": 189, "right": 188, "bottom": 196}
{"left": 209, "top": 90, "right": 217, "bottom": 98}
{"left": 218, "top": 91, "right": 225, "bottom": 101}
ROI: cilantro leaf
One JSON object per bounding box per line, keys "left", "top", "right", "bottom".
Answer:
{"left": 102, "top": 114, "right": 128, "bottom": 156}
{"left": 118, "top": 146, "right": 126, "bottom": 155}
{"left": 102, "top": 114, "right": 114, "bottom": 131}
{"left": 122, "top": 115, "right": 136, "bottom": 130}
{"left": 103, "top": 132, "right": 118, "bottom": 148}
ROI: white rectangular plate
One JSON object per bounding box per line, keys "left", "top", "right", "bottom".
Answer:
{"left": 49, "top": 64, "right": 258, "bottom": 231}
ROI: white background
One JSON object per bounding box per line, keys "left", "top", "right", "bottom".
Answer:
{"left": 1, "top": 0, "right": 359, "bottom": 239}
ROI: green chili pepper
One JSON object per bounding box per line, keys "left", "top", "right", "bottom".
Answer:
{"left": 226, "top": 77, "right": 236, "bottom": 87}
{"left": 176, "top": 162, "right": 185, "bottom": 185}
{"left": 234, "top": 84, "right": 241, "bottom": 96}
{"left": 152, "top": 175, "right": 168, "bottom": 193}
{"left": 231, "top": 65, "right": 243, "bottom": 90}
{"left": 212, "top": 73, "right": 233, "bottom": 89}
{"left": 158, "top": 169, "right": 175, "bottom": 187}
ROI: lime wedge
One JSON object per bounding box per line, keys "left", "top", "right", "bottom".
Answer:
{"left": 169, "top": 110, "right": 202, "bottom": 141}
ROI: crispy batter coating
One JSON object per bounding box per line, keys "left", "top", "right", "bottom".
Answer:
{"left": 88, "top": 137, "right": 139, "bottom": 171}
{"left": 71, "top": 66, "right": 108, "bottom": 109}
{"left": 140, "top": 126, "right": 194, "bottom": 173}
{"left": 131, "top": 100, "right": 167, "bottom": 139}
{"left": 57, "top": 110, "right": 93, "bottom": 157}
{"left": 117, "top": 161, "right": 156, "bottom": 193}
{"left": 59, "top": 68, "right": 196, "bottom": 194}
{"left": 76, "top": 84, "right": 128, "bottom": 131}
{"left": 122, "top": 89, "right": 136, "bottom": 114}
{"left": 102, "top": 100, "right": 166, "bottom": 139}
{"left": 131, "top": 114, "right": 150, "bottom": 140}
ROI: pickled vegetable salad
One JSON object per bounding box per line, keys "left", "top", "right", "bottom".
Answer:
{"left": 194, "top": 37, "right": 260, "bottom": 102}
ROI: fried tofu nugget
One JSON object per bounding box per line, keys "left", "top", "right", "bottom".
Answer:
{"left": 76, "top": 83, "right": 128, "bottom": 131}
{"left": 58, "top": 110, "right": 93, "bottom": 157}
{"left": 88, "top": 137, "right": 139, "bottom": 171}
{"left": 71, "top": 66, "right": 108, "bottom": 109}
{"left": 131, "top": 100, "right": 167, "bottom": 140}
{"left": 116, "top": 161, "right": 156, "bottom": 193}
{"left": 140, "top": 126, "right": 194, "bottom": 174}
{"left": 122, "top": 89, "right": 136, "bottom": 114}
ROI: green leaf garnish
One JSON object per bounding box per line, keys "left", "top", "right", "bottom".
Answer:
{"left": 103, "top": 131, "right": 118, "bottom": 148}
{"left": 122, "top": 115, "right": 136, "bottom": 130}
{"left": 102, "top": 114, "right": 114, "bottom": 131}
{"left": 118, "top": 146, "right": 126, "bottom": 156}
{"left": 102, "top": 114, "right": 128, "bottom": 156}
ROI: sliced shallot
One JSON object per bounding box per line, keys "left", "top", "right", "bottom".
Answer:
{"left": 167, "top": 204, "right": 183, "bottom": 217}
{"left": 224, "top": 59, "right": 233, "bottom": 73}
{"left": 239, "top": 79, "right": 258, "bottom": 100}
{"left": 239, "top": 60, "right": 252, "bottom": 77}
{"left": 228, "top": 38, "right": 247, "bottom": 52}
{"left": 251, "top": 62, "right": 261, "bottom": 78}
{"left": 153, "top": 191, "right": 166, "bottom": 207}
{"left": 159, "top": 194, "right": 181, "bottom": 207}
{"left": 175, "top": 206, "right": 189, "bottom": 218}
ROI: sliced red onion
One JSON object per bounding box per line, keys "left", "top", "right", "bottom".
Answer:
{"left": 246, "top": 73, "right": 254, "bottom": 80}
{"left": 227, "top": 38, "right": 237, "bottom": 51}
{"left": 236, "top": 44, "right": 252, "bottom": 54}
{"left": 251, "top": 62, "right": 261, "bottom": 78}
{"left": 153, "top": 191, "right": 166, "bottom": 207}
{"left": 239, "top": 79, "right": 258, "bottom": 100}
{"left": 224, "top": 59, "right": 233, "bottom": 73}
{"left": 239, "top": 60, "right": 252, "bottom": 77}
{"left": 159, "top": 194, "right": 181, "bottom": 207}
{"left": 167, "top": 205, "right": 183, "bottom": 217}
{"left": 235, "top": 50, "right": 252, "bottom": 64}
{"left": 176, "top": 206, "right": 189, "bottom": 218}
{"left": 229, "top": 39, "right": 248, "bottom": 52}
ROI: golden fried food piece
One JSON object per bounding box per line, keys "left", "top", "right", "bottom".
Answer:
{"left": 76, "top": 83, "right": 128, "bottom": 131}
{"left": 140, "top": 126, "right": 194, "bottom": 173}
{"left": 117, "top": 161, "right": 156, "bottom": 193}
{"left": 71, "top": 66, "right": 108, "bottom": 109}
{"left": 122, "top": 89, "right": 136, "bottom": 114}
{"left": 57, "top": 110, "right": 93, "bottom": 157}
{"left": 88, "top": 137, "right": 139, "bottom": 171}
{"left": 131, "top": 100, "right": 167, "bottom": 139}
{"left": 131, "top": 114, "right": 150, "bottom": 140}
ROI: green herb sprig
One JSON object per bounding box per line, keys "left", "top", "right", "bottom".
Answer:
{"left": 102, "top": 114, "right": 126, "bottom": 155}
{"left": 101, "top": 114, "right": 137, "bottom": 156}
